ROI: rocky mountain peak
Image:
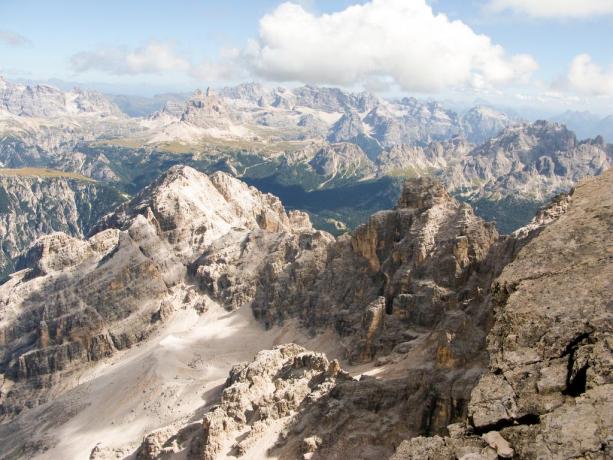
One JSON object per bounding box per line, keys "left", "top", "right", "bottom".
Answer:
{"left": 396, "top": 176, "right": 450, "bottom": 210}
{"left": 93, "top": 165, "right": 311, "bottom": 261}
{"left": 219, "top": 82, "right": 268, "bottom": 105}
{"left": 327, "top": 109, "right": 366, "bottom": 143}
{"left": 180, "top": 88, "right": 230, "bottom": 127}
{"left": 460, "top": 105, "right": 515, "bottom": 144}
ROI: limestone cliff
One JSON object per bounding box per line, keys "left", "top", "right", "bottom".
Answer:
{"left": 0, "top": 173, "right": 125, "bottom": 278}
{"left": 0, "top": 166, "right": 313, "bottom": 419}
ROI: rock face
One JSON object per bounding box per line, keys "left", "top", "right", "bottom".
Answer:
{"left": 392, "top": 169, "right": 613, "bottom": 460}
{"left": 327, "top": 110, "right": 367, "bottom": 143}
{"left": 375, "top": 137, "right": 471, "bottom": 177}
{"left": 1, "top": 158, "right": 610, "bottom": 459}
{"left": 443, "top": 120, "right": 612, "bottom": 233}
{"left": 466, "top": 169, "right": 613, "bottom": 459}
{"left": 198, "top": 344, "right": 351, "bottom": 460}
{"left": 0, "top": 173, "right": 125, "bottom": 278}
{"left": 93, "top": 165, "right": 309, "bottom": 261}
{"left": 0, "top": 166, "right": 314, "bottom": 418}
{"left": 244, "top": 174, "right": 502, "bottom": 364}
{"left": 452, "top": 120, "right": 612, "bottom": 201}
{"left": 364, "top": 98, "right": 460, "bottom": 147}
{"left": 180, "top": 88, "right": 232, "bottom": 129}
{"left": 182, "top": 174, "right": 526, "bottom": 458}
{"left": 133, "top": 169, "right": 611, "bottom": 460}
{"left": 308, "top": 142, "right": 374, "bottom": 181}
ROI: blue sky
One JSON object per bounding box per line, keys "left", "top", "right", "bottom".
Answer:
{"left": 1, "top": 0, "right": 612, "bottom": 113}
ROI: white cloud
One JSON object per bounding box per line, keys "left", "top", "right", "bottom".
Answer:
{"left": 0, "top": 30, "right": 31, "bottom": 47}
{"left": 189, "top": 48, "right": 245, "bottom": 82}
{"left": 487, "top": 0, "right": 613, "bottom": 18}
{"left": 71, "top": 41, "right": 190, "bottom": 75}
{"left": 566, "top": 54, "right": 613, "bottom": 96}
{"left": 241, "top": 0, "right": 538, "bottom": 92}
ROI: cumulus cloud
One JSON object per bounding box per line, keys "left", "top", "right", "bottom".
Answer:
{"left": 71, "top": 41, "right": 190, "bottom": 75}
{"left": 487, "top": 0, "right": 613, "bottom": 18}
{"left": 0, "top": 30, "right": 31, "bottom": 47}
{"left": 566, "top": 54, "right": 613, "bottom": 96}
{"left": 241, "top": 0, "right": 538, "bottom": 92}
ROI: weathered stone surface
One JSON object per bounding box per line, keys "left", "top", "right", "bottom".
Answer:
{"left": 0, "top": 165, "right": 314, "bottom": 418}
{"left": 197, "top": 344, "right": 350, "bottom": 460}
{"left": 393, "top": 169, "right": 613, "bottom": 460}
{"left": 1, "top": 161, "right": 610, "bottom": 459}
{"left": 0, "top": 174, "right": 125, "bottom": 278}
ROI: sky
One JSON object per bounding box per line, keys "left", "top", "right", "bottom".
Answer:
{"left": 1, "top": 0, "right": 612, "bottom": 115}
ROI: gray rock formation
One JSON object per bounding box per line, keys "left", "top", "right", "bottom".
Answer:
{"left": 391, "top": 169, "right": 613, "bottom": 459}
{"left": 364, "top": 98, "right": 461, "bottom": 147}
{"left": 0, "top": 173, "right": 125, "bottom": 278}
{"left": 0, "top": 166, "right": 314, "bottom": 418}
{"left": 292, "top": 85, "right": 378, "bottom": 113}
{"left": 0, "top": 149, "right": 610, "bottom": 459}
{"left": 460, "top": 106, "right": 516, "bottom": 145}
{"left": 179, "top": 88, "right": 232, "bottom": 129}
{"left": 375, "top": 137, "right": 471, "bottom": 177}
{"left": 133, "top": 169, "right": 611, "bottom": 460}
{"left": 327, "top": 110, "right": 367, "bottom": 143}
{"left": 0, "top": 77, "right": 121, "bottom": 118}
{"left": 308, "top": 143, "right": 374, "bottom": 181}
{"left": 451, "top": 120, "right": 612, "bottom": 201}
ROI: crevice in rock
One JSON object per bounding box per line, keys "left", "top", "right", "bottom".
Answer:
{"left": 472, "top": 413, "right": 540, "bottom": 435}
{"left": 561, "top": 331, "right": 591, "bottom": 397}
{"left": 563, "top": 364, "right": 588, "bottom": 397}
{"left": 561, "top": 332, "right": 591, "bottom": 358}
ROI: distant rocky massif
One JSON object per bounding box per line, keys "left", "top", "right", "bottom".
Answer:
{"left": 1, "top": 76, "right": 610, "bottom": 241}
{"left": 0, "top": 76, "right": 611, "bottom": 459}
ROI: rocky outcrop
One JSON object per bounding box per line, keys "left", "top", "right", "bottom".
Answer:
{"left": 364, "top": 99, "right": 461, "bottom": 147}
{"left": 0, "top": 166, "right": 314, "bottom": 418}
{"left": 327, "top": 110, "right": 367, "bottom": 143}
{"left": 180, "top": 88, "right": 232, "bottom": 129}
{"left": 179, "top": 175, "right": 527, "bottom": 458}
{"left": 93, "top": 165, "right": 309, "bottom": 261}
{"left": 308, "top": 143, "right": 374, "bottom": 181}
{"left": 125, "top": 166, "right": 613, "bottom": 459}
{"left": 1, "top": 159, "right": 610, "bottom": 458}
{"left": 375, "top": 137, "right": 471, "bottom": 177}
{"left": 241, "top": 175, "right": 502, "bottom": 364}
{"left": 466, "top": 169, "right": 613, "bottom": 459}
{"left": 0, "top": 173, "right": 125, "bottom": 278}
{"left": 391, "top": 169, "right": 613, "bottom": 459}
{"left": 292, "top": 85, "right": 378, "bottom": 113}
{"left": 199, "top": 344, "right": 350, "bottom": 460}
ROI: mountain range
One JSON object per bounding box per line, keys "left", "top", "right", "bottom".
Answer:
{"left": 1, "top": 76, "right": 611, "bottom": 281}
{"left": 0, "top": 73, "right": 611, "bottom": 459}
{"left": 0, "top": 164, "right": 610, "bottom": 459}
